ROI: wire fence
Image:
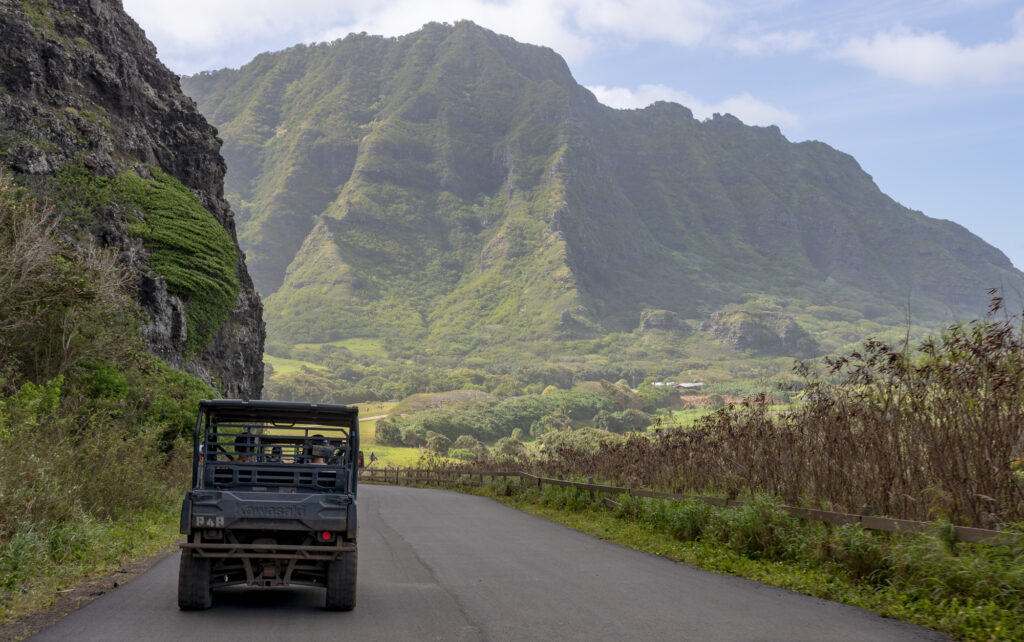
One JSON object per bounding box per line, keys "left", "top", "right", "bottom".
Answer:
{"left": 360, "top": 466, "right": 1018, "bottom": 545}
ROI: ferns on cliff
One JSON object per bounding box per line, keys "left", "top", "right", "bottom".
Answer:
{"left": 119, "top": 168, "right": 240, "bottom": 353}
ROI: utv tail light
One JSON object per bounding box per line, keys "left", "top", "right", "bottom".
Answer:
{"left": 318, "top": 531, "right": 334, "bottom": 542}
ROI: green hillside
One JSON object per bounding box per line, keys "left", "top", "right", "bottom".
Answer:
{"left": 182, "top": 21, "right": 1024, "bottom": 398}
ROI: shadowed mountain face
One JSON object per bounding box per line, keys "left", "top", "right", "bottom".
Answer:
{"left": 182, "top": 21, "right": 1022, "bottom": 350}
{"left": 0, "top": 0, "right": 264, "bottom": 397}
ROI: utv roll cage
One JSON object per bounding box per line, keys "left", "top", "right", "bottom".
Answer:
{"left": 190, "top": 399, "right": 360, "bottom": 494}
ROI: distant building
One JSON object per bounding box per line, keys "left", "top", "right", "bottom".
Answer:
{"left": 652, "top": 381, "right": 704, "bottom": 391}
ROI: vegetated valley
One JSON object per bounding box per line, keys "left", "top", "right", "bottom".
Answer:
{"left": 182, "top": 20, "right": 1023, "bottom": 412}
{"left": 181, "top": 21, "right": 1024, "bottom": 640}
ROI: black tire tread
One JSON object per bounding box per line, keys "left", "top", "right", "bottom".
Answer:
{"left": 325, "top": 549, "right": 357, "bottom": 611}
{"left": 177, "top": 550, "right": 213, "bottom": 610}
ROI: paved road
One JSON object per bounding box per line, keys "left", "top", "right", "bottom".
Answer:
{"left": 32, "top": 485, "right": 948, "bottom": 641}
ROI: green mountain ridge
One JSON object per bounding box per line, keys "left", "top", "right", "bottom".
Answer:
{"left": 182, "top": 21, "right": 1022, "bottom": 359}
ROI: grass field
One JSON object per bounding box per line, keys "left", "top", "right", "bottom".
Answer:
{"left": 263, "top": 353, "right": 328, "bottom": 375}
{"left": 355, "top": 401, "right": 425, "bottom": 467}
{"left": 292, "top": 338, "right": 387, "bottom": 359}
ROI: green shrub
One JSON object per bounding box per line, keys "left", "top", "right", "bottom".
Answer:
{"left": 0, "top": 170, "right": 139, "bottom": 383}
{"left": 425, "top": 431, "right": 452, "bottom": 455}
{"left": 665, "top": 500, "right": 715, "bottom": 541}
{"left": 401, "top": 427, "right": 421, "bottom": 447}
{"left": 707, "top": 496, "right": 807, "bottom": 560}
{"left": 453, "top": 434, "right": 479, "bottom": 449}
{"left": 831, "top": 524, "right": 892, "bottom": 584}
{"left": 374, "top": 417, "right": 402, "bottom": 446}
{"left": 494, "top": 436, "right": 527, "bottom": 459}
{"left": 538, "top": 427, "right": 623, "bottom": 453}
{"left": 530, "top": 412, "right": 570, "bottom": 435}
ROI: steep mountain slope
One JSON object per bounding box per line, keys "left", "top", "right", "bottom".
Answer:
{"left": 182, "top": 21, "right": 1020, "bottom": 354}
{"left": 0, "top": 0, "right": 264, "bottom": 396}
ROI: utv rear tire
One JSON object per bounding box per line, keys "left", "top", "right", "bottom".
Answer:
{"left": 325, "top": 550, "right": 357, "bottom": 611}
{"left": 178, "top": 551, "right": 213, "bottom": 610}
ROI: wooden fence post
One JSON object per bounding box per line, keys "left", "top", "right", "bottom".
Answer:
{"left": 589, "top": 477, "right": 595, "bottom": 502}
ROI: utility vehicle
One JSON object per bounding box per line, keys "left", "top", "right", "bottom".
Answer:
{"left": 178, "top": 399, "right": 359, "bottom": 610}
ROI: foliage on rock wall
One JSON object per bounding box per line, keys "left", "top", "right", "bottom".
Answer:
{"left": 38, "top": 164, "right": 241, "bottom": 354}
{"left": 119, "top": 168, "right": 240, "bottom": 352}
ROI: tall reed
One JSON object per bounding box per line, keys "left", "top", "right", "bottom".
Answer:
{"left": 540, "top": 296, "right": 1024, "bottom": 526}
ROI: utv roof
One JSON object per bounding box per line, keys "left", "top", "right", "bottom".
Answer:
{"left": 199, "top": 399, "right": 359, "bottom": 426}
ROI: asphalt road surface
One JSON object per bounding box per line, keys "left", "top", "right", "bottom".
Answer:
{"left": 32, "top": 485, "right": 949, "bottom": 641}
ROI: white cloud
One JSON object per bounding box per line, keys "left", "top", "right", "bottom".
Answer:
{"left": 836, "top": 17, "right": 1024, "bottom": 85}
{"left": 573, "top": 0, "right": 720, "bottom": 47}
{"left": 588, "top": 84, "right": 800, "bottom": 129}
{"left": 731, "top": 29, "right": 818, "bottom": 55}
{"left": 313, "top": 0, "right": 595, "bottom": 64}
{"left": 124, "top": 0, "right": 350, "bottom": 50}
{"left": 124, "top": 0, "right": 726, "bottom": 73}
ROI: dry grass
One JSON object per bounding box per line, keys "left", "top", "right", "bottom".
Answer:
{"left": 537, "top": 296, "right": 1024, "bottom": 527}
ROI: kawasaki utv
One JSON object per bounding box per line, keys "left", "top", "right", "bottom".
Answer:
{"left": 178, "top": 399, "right": 359, "bottom": 611}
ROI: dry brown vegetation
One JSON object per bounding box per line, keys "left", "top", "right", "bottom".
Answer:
{"left": 537, "top": 296, "right": 1024, "bottom": 527}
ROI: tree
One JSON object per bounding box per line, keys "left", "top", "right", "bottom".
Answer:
{"left": 374, "top": 418, "right": 402, "bottom": 446}
{"left": 619, "top": 408, "right": 651, "bottom": 433}
{"left": 592, "top": 409, "right": 622, "bottom": 433}
{"left": 494, "top": 437, "right": 527, "bottom": 459}
{"left": 401, "top": 428, "right": 421, "bottom": 447}
{"left": 530, "top": 412, "right": 571, "bottom": 435}
{"left": 425, "top": 431, "right": 452, "bottom": 455}
{"left": 453, "top": 434, "right": 480, "bottom": 450}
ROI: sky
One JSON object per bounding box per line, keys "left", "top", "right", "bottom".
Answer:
{"left": 122, "top": 0, "right": 1023, "bottom": 270}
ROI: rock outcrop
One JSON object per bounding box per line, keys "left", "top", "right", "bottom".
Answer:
{"left": 638, "top": 309, "right": 690, "bottom": 335}
{"left": 0, "top": 0, "right": 264, "bottom": 397}
{"left": 703, "top": 311, "right": 818, "bottom": 358}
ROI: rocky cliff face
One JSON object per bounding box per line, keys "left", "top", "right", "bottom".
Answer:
{"left": 181, "top": 21, "right": 1024, "bottom": 355}
{"left": 0, "top": 0, "right": 264, "bottom": 397}
{"left": 703, "top": 311, "right": 818, "bottom": 358}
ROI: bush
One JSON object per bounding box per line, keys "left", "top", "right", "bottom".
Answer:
{"left": 374, "top": 418, "right": 402, "bottom": 446}
{"left": 530, "top": 412, "right": 571, "bottom": 435}
{"left": 619, "top": 409, "right": 651, "bottom": 432}
{"left": 425, "top": 431, "right": 452, "bottom": 455}
{"left": 0, "top": 171, "right": 138, "bottom": 383}
{"left": 494, "top": 437, "right": 528, "bottom": 459}
{"left": 593, "top": 409, "right": 650, "bottom": 434}
{"left": 401, "top": 428, "right": 421, "bottom": 447}
{"left": 538, "top": 427, "right": 623, "bottom": 453}
{"left": 453, "top": 434, "right": 480, "bottom": 450}
{"left": 449, "top": 448, "right": 477, "bottom": 461}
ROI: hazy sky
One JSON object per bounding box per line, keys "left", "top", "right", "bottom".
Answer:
{"left": 122, "top": 0, "right": 1024, "bottom": 270}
